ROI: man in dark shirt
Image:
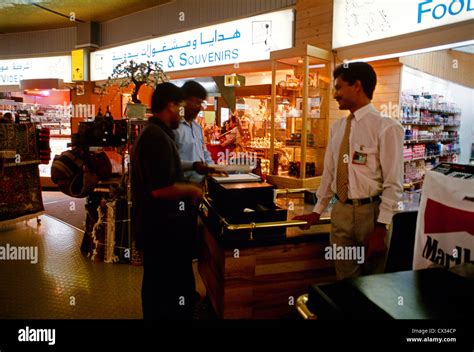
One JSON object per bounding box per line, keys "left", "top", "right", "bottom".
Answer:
{"left": 131, "top": 82, "right": 203, "bottom": 320}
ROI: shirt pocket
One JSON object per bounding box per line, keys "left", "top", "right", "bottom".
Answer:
{"left": 353, "top": 144, "right": 378, "bottom": 172}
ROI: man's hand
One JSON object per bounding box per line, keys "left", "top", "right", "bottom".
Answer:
{"left": 293, "top": 212, "right": 321, "bottom": 230}
{"left": 364, "top": 223, "right": 388, "bottom": 260}
{"left": 193, "top": 162, "right": 215, "bottom": 175}
{"left": 186, "top": 184, "right": 204, "bottom": 205}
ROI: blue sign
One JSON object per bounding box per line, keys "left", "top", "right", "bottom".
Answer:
{"left": 418, "top": 0, "right": 473, "bottom": 23}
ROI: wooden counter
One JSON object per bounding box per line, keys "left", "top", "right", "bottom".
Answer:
{"left": 197, "top": 195, "right": 336, "bottom": 319}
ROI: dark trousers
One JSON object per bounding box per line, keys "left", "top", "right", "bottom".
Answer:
{"left": 141, "top": 218, "right": 197, "bottom": 320}
{"left": 188, "top": 204, "right": 199, "bottom": 260}
{"left": 142, "top": 258, "right": 196, "bottom": 320}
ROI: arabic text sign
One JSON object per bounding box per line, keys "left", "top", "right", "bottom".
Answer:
{"left": 333, "top": 0, "right": 473, "bottom": 48}
{"left": 0, "top": 56, "right": 71, "bottom": 86}
{"left": 90, "top": 9, "right": 294, "bottom": 81}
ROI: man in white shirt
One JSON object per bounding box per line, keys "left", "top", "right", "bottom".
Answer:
{"left": 294, "top": 62, "right": 404, "bottom": 279}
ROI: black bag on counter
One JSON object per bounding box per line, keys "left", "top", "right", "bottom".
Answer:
{"left": 114, "top": 120, "right": 128, "bottom": 145}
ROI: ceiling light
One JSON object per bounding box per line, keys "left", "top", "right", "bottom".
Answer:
{"left": 20, "top": 78, "right": 65, "bottom": 91}
{"left": 309, "top": 64, "right": 326, "bottom": 69}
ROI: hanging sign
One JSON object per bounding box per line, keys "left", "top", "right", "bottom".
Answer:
{"left": 71, "top": 49, "right": 85, "bottom": 81}
{"left": 0, "top": 56, "right": 71, "bottom": 86}
{"left": 91, "top": 9, "right": 294, "bottom": 80}
{"left": 333, "top": 0, "right": 474, "bottom": 48}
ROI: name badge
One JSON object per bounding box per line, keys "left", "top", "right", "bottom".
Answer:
{"left": 352, "top": 151, "right": 368, "bottom": 165}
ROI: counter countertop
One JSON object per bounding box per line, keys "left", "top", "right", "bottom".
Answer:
{"left": 200, "top": 192, "right": 420, "bottom": 248}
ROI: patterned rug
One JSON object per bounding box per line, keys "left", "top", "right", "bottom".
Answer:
{"left": 0, "top": 123, "right": 43, "bottom": 226}
{"left": 0, "top": 123, "right": 40, "bottom": 166}
{"left": 0, "top": 163, "right": 44, "bottom": 225}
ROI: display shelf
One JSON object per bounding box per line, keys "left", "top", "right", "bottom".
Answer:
{"left": 404, "top": 151, "right": 460, "bottom": 162}
{"left": 404, "top": 138, "right": 458, "bottom": 144}
{"left": 401, "top": 92, "right": 461, "bottom": 191}
{"left": 400, "top": 121, "right": 461, "bottom": 127}
{"left": 417, "top": 107, "right": 460, "bottom": 114}
{"left": 406, "top": 179, "right": 424, "bottom": 185}
{"left": 263, "top": 45, "right": 331, "bottom": 188}
{"left": 284, "top": 144, "right": 318, "bottom": 148}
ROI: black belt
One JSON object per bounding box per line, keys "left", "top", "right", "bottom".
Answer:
{"left": 335, "top": 194, "right": 381, "bottom": 206}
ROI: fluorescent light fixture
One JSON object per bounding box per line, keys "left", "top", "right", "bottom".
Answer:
{"left": 348, "top": 40, "right": 474, "bottom": 63}
{"left": 452, "top": 45, "right": 474, "bottom": 55}
{"left": 308, "top": 64, "right": 326, "bottom": 69}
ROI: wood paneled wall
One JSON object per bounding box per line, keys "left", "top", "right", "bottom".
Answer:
{"left": 101, "top": 0, "right": 297, "bottom": 48}
{"left": 328, "top": 59, "right": 402, "bottom": 134}
{"left": 0, "top": 27, "right": 76, "bottom": 59}
{"left": 295, "top": 0, "right": 333, "bottom": 51}
{"left": 400, "top": 50, "right": 474, "bottom": 89}
{"left": 371, "top": 59, "right": 403, "bottom": 117}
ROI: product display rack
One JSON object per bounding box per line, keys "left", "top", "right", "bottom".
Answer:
{"left": 400, "top": 93, "right": 461, "bottom": 189}
{"left": 71, "top": 117, "right": 147, "bottom": 264}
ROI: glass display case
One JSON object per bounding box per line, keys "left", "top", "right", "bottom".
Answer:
{"left": 266, "top": 45, "right": 332, "bottom": 189}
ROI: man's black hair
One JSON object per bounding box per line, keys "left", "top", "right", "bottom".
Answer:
{"left": 151, "top": 82, "right": 185, "bottom": 113}
{"left": 181, "top": 80, "right": 207, "bottom": 100}
{"left": 333, "top": 62, "right": 377, "bottom": 100}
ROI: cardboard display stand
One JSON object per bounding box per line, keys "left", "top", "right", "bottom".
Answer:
{"left": 413, "top": 164, "right": 474, "bottom": 270}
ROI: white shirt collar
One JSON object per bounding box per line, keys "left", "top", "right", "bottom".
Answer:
{"left": 353, "top": 103, "right": 376, "bottom": 121}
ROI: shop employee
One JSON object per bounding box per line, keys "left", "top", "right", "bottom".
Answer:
{"left": 174, "top": 80, "right": 215, "bottom": 184}
{"left": 294, "top": 62, "right": 404, "bottom": 279}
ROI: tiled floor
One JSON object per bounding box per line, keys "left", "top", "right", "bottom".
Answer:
{"left": 0, "top": 215, "right": 143, "bottom": 319}
{"left": 42, "top": 191, "right": 87, "bottom": 231}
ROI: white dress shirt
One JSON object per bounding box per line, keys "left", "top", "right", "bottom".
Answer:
{"left": 174, "top": 118, "right": 213, "bottom": 183}
{"left": 314, "top": 103, "right": 404, "bottom": 224}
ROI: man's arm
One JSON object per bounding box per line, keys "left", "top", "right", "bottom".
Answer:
{"left": 203, "top": 145, "right": 214, "bottom": 165}
{"left": 181, "top": 160, "right": 215, "bottom": 175}
{"left": 197, "top": 123, "right": 214, "bottom": 165}
{"left": 365, "top": 122, "right": 404, "bottom": 259}
{"left": 151, "top": 183, "right": 203, "bottom": 204}
{"left": 377, "top": 122, "right": 404, "bottom": 224}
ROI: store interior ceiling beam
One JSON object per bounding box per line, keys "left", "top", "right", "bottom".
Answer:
{"left": 31, "top": 2, "right": 84, "bottom": 23}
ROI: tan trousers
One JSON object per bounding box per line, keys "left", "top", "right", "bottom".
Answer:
{"left": 330, "top": 200, "right": 391, "bottom": 280}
